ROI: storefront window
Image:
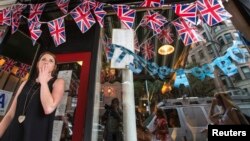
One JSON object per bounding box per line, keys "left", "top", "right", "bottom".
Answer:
{"left": 217, "top": 36, "right": 225, "bottom": 46}
{"left": 241, "top": 66, "right": 250, "bottom": 79}
{"left": 191, "top": 55, "right": 196, "bottom": 63}
{"left": 198, "top": 50, "right": 205, "bottom": 59}
{"left": 224, "top": 33, "right": 233, "bottom": 43}
{"left": 182, "top": 107, "right": 208, "bottom": 127}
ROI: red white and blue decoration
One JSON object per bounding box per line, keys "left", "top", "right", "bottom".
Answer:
{"left": 0, "top": 8, "right": 11, "bottom": 26}
{"left": 70, "top": 3, "right": 96, "bottom": 34}
{"left": 0, "top": 0, "right": 232, "bottom": 47}
{"left": 28, "top": 21, "right": 42, "bottom": 46}
{"left": 173, "top": 4, "right": 197, "bottom": 25}
{"left": 112, "top": 5, "right": 136, "bottom": 29}
{"left": 47, "top": 17, "right": 66, "bottom": 47}
{"left": 56, "top": 0, "right": 70, "bottom": 14}
{"left": 93, "top": 2, "right": 106, "bottom": 28}
{"left": 0, "top": 56, "right": 31, "bottom": 78}
{"left": 172, "top": 18, "right": 203, "bottom": 46}
{"left": 196, "top": 0, "right": 232, "bottom": 26}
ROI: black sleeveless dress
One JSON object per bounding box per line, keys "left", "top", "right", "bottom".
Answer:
{"left": 1, "top": 77, "right": 57, "bottom": 141}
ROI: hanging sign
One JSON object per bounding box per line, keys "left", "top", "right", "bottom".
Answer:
{"left": 0, "top": 89, "right": 13, "bottom": 116}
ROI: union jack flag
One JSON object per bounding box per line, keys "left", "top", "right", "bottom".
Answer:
{"left": 94, "top": 2, "right": 106, "bottom": 28}
{"left": 47, "top": 17, "right": 66, "bottom": 47}
{"left": 141, "top": 11, "right": 168, "bottom": 34}
{"left": 0, "top": 8, "right": 11, "bottom": 26}
{"left": 70, "top": 4, "right": 96, "bottom": 33}
{"left": 173, "top": 3, "right": 197, "bottom": 25}
{"left": 11, "top": 4, "right": 27, "bottom": 34}
{"left": 112, "top": 5, "right": 136, "bottom": 29}
{"left": 140, "top": 0, "right": 164, "bottom": 7}
{"left": 28, "top": 21, "right": 42, "bottom": 46}
{"left": 134, "top": 33, "right": 140, "bottom": 54}
{"left": 82, "top": 0, "right": 96, "bottom": 10}
{"left": 142, "top": 40, "right": 154, "bottom": 60}
{"left": 158, "top": 26, "right": 174, "bottom": 44}
{"left": 196, "top": 0, "right": 232, "bottom": 26}
{"left": 29, "top": 3, "right": 46, "bottom": 22}
{"left": 1, "top": 58, "right": 16, "bottom": 72}
{"left": 16, "top": 63, "right": 31, "bottom": 78}
{"left": 172, "top": 18, "right": 203, "bottom": 46}
{"left": 56, "top": 0, "right": 70, "bottom": 14}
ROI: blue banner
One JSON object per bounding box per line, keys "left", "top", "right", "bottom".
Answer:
{"left": 110, "top": 42, "right": 247, "bottom": 88}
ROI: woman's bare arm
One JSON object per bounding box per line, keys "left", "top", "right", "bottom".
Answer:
{"left": 0, "top": 81, "right": 26, "bottom": 137}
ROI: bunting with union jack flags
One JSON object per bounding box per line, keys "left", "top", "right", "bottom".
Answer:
{"left": 16, "top": 63, "right": 31, "bottom": 78}
{"left": 158, "top": 26, "right": 174, "bottom": 44}
{"left": 142, "top": 40, "right": 154, "bottom": 60}
{"left": 1, "top": 58, "right": 16, "bottom": 72}
{"left": 82, "top": 0, "right": 96, "bottom": 10}
{"left": 93, "top": 2, "right": 106, "bottom": 28}
{"left": 173, "top": 3, "right": 197, "bottom": 25}
{"left": 196, "top": 0, "right": 232, "bottom": 26}
{"left": 29, "top": 3, "right": 46, "bottom": 22}
{"left": 172, "top": 18, "right": 203, "bottom": 46}
{"left": 56, "top": 0, "right": 70, "bottom": 14}
{"left": 140, "top": 0, "right": 164, "bottom": 7}
{"left": 28, "top": 21, "right": 42, "bottom": 46}
{"left": 11, "top": 4, "right": 27, "bottom": 34}
{"left": 141, "top": 11, "right": 168, "bottom": 34}
{"left": 70, "top": 4, "right": 96, "bottom": 33}
{"left": 47, "top": 17, "right": 66, "bottom": 47}
{"left": 112, "top": 5, "right": 136, "bottom": 29}
{"left": 0, "top": 8, "right": 11, "bottom": 26}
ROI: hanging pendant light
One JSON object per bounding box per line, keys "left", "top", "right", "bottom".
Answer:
{"left": 158, "top": 44, "right": 175, "bottom": 55}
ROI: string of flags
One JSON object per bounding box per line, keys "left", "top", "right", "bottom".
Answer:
{"left": 0, "top": 56, "right": 31, "bottom": 78}
{"left": 108, "top": 40, "right": 249, "bottom": 88}
{"left": 0, "top": 0, "right": 231, "bottom": 47}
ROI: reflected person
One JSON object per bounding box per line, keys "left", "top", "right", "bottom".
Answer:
{"left": 209, "top": 92, "right": 249, "bottom": 125}
{"left": 102, "top": 98, "right": 123, "bottom": 141}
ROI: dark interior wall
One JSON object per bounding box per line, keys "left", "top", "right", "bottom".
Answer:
{"left": 0, "top": 22, "right": 100, "bottom": 64}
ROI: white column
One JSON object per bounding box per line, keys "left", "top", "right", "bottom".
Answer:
{"left": 111, "top": 23, "right": 137, "bottom": 141}
{"left": 122, "top": 70, "right": 137, "bottom": 141}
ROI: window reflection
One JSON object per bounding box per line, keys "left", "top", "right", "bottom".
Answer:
{"left": 52, "top": 62, "right": 81, "bottom": 141}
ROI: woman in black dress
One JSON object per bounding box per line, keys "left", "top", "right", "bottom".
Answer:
{"left": 0, "top": 51, "right": 65, "bottom": 141}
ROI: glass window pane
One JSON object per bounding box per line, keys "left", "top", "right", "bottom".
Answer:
{"left": 199, "top": 50, "right": 204, "bottom": 58}
{"left": 217, "top": 36, "right": 225, "bottom": 46}
{"left": 241, "top": 66, "right": 250, "bottom": 79}
{"left": 191, "top": 55, "right": 196, "bottom": 63}
{"left": 163, "top": 108, "right": 181, "bottom": 128}
{"left": 224, "top": 33, "right": 233, "bottom": 43}
{"left": 182, "top": 107, "right": 208, "bottom": 127}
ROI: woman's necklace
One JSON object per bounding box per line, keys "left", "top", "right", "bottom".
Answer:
{"left": 18, "top": 82, "right": 40, "bottom": 124}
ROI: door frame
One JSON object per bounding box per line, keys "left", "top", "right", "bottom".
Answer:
{"left": 56, "top": 52, "right": 91, "bottom": 141}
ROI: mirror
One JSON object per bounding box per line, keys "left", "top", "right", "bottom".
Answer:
{"left": 52, "top": 62, "right": 81, "bottom": 141}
